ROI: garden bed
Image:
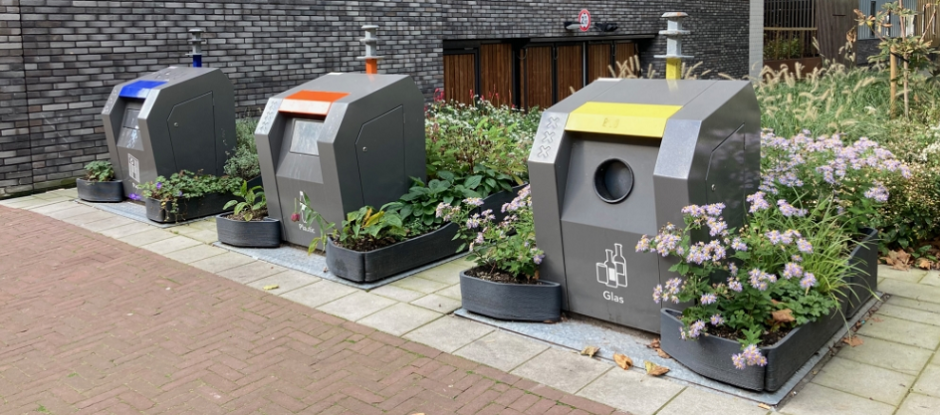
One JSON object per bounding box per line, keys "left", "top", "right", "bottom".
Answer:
{"left": 660, "top": 308, "right": 843, "bottom": 392}
{"left": 460, "top": 268, "right": 561, "bottom": 322}
{"left": 76, "top": 178, "right": 124, "bottom": 203}
{"left": 326, "top": 222, "right": 464, "bottom": 283}
{"left": 844, "top": 228, "right": 880, "bottom": 317}
{"left": 216, "top": 214, "right": 281, "bottom": 248}
{"left": 145, "top": 193, "right": 232, "bottom": 223}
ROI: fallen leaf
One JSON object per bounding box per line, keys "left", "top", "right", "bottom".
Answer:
{"left": 918, "top": 258, "right": 932, "bottom": 270}
{"left": 644, "top": 361, "right": 669, "bottom": 376}
{"left": 657, "top": 349, "right": 671, "bottom": 359}
{"left": 614, "top": 354, "right": 633, "bottom": 370}
{"left": 883, "top": 256, "right": 895, "bottom": 265}
{"left": 649, "top": 339, "right": 661, "bottom": 349}
{"left": 758, "top": 403, "right": 772, "bottom": 410}
{"left": 871, "top": 316, "right": 883, "bottom": 322}
{"left": 772, "top": 309, "right": 796, "bottom": 324}
{"left": 263, "top": 284, "right": 279, "bottom": 291}
{"left": 842, "top": 336, "right": 864, "bottom": 347}
{"left": 581, "top": 346, "right": 600, "bottom": 357}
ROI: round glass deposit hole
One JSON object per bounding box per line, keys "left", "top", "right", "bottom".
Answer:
{"left": 594, "top": 159, "right": 634, "bottom": 204}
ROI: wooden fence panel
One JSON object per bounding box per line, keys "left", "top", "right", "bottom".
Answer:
{"left": 480, "top": 44, "right": 513, "bottom": 105}
{"left": 522, "top": 46, "right": 553, "bottom": 110}
{"left": 556, "top": 44, "right": 583, "bottom": 101}
{"left": 444, "top": 53, "right": 476, "bottom": 104}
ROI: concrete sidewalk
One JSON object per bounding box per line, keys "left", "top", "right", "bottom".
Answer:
{"left": 3, "top": 189, "right": 940, "bottom": 415}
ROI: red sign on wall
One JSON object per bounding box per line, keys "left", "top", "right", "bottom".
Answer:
{"left": 578, "top": 9, "right": 591, "bottom": 32}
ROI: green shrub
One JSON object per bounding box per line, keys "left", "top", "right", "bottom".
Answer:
{"left": 137, "top": 170, "right": 241, "bottom": 214}
{"left": 223, "top": 116, "right": 261, "bottom": 181}
{"left": 83, "top": 160, "right": 115, "bottom": 182}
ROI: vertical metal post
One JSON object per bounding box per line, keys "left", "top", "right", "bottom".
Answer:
{"left": 356, "top": 25, "right": 385, "bottom": 74}
{"left": 654, "top": 13, "right": 692, "bottom": 80}
{"left": 188, "top": 29, "right": 205, "bottom": 68}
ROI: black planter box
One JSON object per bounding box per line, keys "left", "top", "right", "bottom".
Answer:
{"left": 216, "top": 214, "right": 281, "bottom": 248}
{"left": 145, "top": 193, "right": 232, "bottom": 223}
{"left": 76, "top": 178, "right": 124, "bottom": 203}
{"left": 844, "top": 228, "right": 879, "bottom": 317}
{"left": 326, "top": 222, "right": 464, "bottom": 283}
{"left": 661, "top": 308, "right": 842, "bottom": 392}
{"left": 460, "top": 270, "right": 562, "bottom": 322}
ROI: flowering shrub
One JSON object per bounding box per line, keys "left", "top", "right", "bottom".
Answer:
{"left": 438, "top": 185, "right": 544, "bottom": 281}
{"left": 639, "top": 196, "right": 851, "bottom": 369}
{"left": 761, "top": 131, "right": 911, "bottom": 234}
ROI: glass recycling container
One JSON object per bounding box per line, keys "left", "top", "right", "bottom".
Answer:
{"left": 100, "top": 67, "right": 236, "bottom": 196}
{"left": 254, "top": 73, "right": 426, "bottom": 247}
{"left": 528, "top": 78, "right": 761, "bottom": 333}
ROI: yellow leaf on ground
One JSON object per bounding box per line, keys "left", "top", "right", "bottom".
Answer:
{"left": 644, "top": 361, "right": 669, "bottom": 376}
{"left": 918, "top": 258, "right": 932, "bottom": 270}
{"left": 263, "top": 284, "right": 280, "bottom": 291}
{"left": 657, "top": 349, "right": 671, "bottom": 359}
{"left": 581, "top": 346, "right": 599, "bottom": 357}
{"left": 842, "top": 335, "right": 864, "bottom": 347}
{"left": 772, "top": 309, "right": 796, "bottom": 324}
{"left": 614, "top": 354, "right": 633, "bottom": 370}
{"left": 758, "top": 403, "right": 772, "bottom": 410}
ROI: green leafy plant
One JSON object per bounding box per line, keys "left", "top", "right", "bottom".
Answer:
{"left": 297, "top": 193, "right": 407, "bottom": 253}
{"left": 83, "top": 160, "right": 115, "bottom": 182}
{"left": 223, "top": 180, "right": 267, "bottom": 222}
{"left": 223, "top": 116, "right": 261, "bottom": 181}
{"left": 384, "top": 170, "right": 486, "bottom": 234}
{"left": 438, "top": 185, "right": 544, "bottom": 282}
{"left": 137, "top": 170, "right": 240, "bottom": 214}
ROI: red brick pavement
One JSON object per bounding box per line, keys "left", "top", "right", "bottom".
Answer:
{"left": 0, "top": 206, "right": 627, "bottom": 415}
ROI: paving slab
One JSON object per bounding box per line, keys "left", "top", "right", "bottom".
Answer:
{"left": 836, "top": 335, "right": 934, "bottom": 376}
{"left": 99, "top": 222, "right": 153, "bottom": 239}
{"left": 357, "top": 303, "right": 441, "bottom": 336}
{"left": 390, "top": 275, "right": 451, "bottom": 294}
{"left": 163, "top": 244, "right": 228, "bottom": 264}
{"left": 780, "top": 383, "right": 896, "bottom": 415}
{"left": 247, "top": 270, "right": 320, "bottom": 294}
{"left": 189, "top": 252, "right": 255, "bottom": 274}
{"left": 656, "top": 386, "right": 769, "bottom": 415}
{"left": 912, "top": 364, "right": 940, "bottom": 398}
{"left": 1, "top": 196, "right": 65, "bottom": 210}
{"left": 887, "top": 297, "right": 940, "bottom": 314}
{"left": 857, "top": 315, "right": 940, "bottom": 350}
{"left": 46, "top": 204, "right": 97, "bottom": 220}
{"left": 317, "top": 291, "right": 397, "bottom": 321}
{"left": 510, "top": 347, "right": 611, "bottom": 394}
{"left": 76, "top": 199, "right": 207, "bottom": 228}
{"left": 412, "top": 261, "right": 466, "bottom": 285}
{"left": 454, "top": 331, "right": 549, "bottom": 372}
{"left": 140, "top": 236, "right": 203, "bottom": 255}
{"left": 896, "top": 393, "right": 940, "bottom": 415}
{"left": 403, "top": 315, "right": 495, "bottom": 353}
{"left": 576, "top": 367, "right": 685, "bottom": 415}
{"left": 215, "top": 260, "right": 286, "bottom": 284}
{"left": 410, "top": 293, "right": 461, "bottom": 314}
{"left": 59, "top": 210, "right": 116, "bottom": 226}
{"left": 435, "top": 284, "right": 462, "bottom": 300}
{"left": 879, "top": 279, "right": 940, "bottom": 304}
{"left": 182, "top": 229, "right": 218, "bottom": 244}
{"left": 29, "top": 201, "right": 79, "bottom": 215}
{"left": 919, "top": 270, "right": 940, "bottom": 287}
{"left": 117, "top": 228, "right": 177, "bottom": 247}
{"left": 81, "top": 216, "right": 136, "bottom": 233}
{"left": 280, "top": 280, "right": 357, "bottom": 308}
{"left": 876, "top": 303, "right": 940, "bottom": 327}
{"left": 879, "top": 267, "right": 927, "bottom": 283}
{"left": 811, "top": 356, "right": 915, "bottom": 405}
{"left": 369, "top": 284, "right": 426, "bottom": 303}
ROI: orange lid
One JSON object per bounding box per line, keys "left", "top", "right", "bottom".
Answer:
{"left": 279, "top": 90, "right": 350, "bottom": 116}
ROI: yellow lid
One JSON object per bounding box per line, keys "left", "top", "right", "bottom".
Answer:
{"left": 565, "top": 102, "right": 682, "bottom": 138}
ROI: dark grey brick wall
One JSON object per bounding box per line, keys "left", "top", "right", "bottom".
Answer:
{"left": 0, "top": 0, "right": 750, "bottom": 197}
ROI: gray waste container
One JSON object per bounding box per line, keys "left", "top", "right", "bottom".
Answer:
{"left": 100, "top": 67, "right": 236, "bottom": 196}
{"left": 528, "top": 78, "right": 760, "bottom": 333}
{"left": 254, "top": 73, "right": 426, "bottom": 247}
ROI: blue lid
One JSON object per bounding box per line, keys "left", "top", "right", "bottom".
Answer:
{"left": 119, "top": 80, "right": 168, "bottom": 99}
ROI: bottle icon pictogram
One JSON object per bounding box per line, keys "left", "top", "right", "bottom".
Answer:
{"left": 596, "top": 243, "right": 628, "bottom": 288}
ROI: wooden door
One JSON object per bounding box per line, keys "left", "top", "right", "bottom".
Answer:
{"left": 587, "top": 44, "right": 612, "bottom": 82}
{"left": 614, "top": 42, "right": 638, "bottom": 77}
{"left": 443, "top": 54, "right": 476, "bottom": 104}
{"left": 556, "top": 44, "right": 583, "bottom": 101}
{"left": 522, "top": 46, "right": 553, "bottom": 110}
{"left": 480, "top": 44, "right": 513, "bottom": 106}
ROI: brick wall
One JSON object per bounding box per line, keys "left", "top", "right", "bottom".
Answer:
{"left": 0, "top": 0, "right": 751, "bottom": 198}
